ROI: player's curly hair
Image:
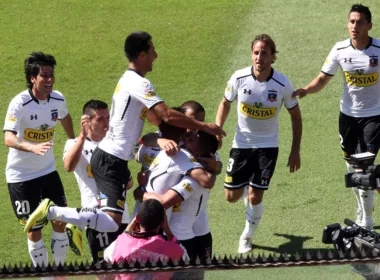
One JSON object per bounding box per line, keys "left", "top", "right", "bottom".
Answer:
{"left": 24, "top": 52, "right": 56, "bottom": 90}
{"left": 350, "top": 4, "right": 371, "bottom": 23}
{"left": 251, "top": 34, "right": 278, "bottom": 64}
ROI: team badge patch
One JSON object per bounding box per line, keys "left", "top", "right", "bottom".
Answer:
{"left": 367, "top": 144, "right": 377, "bottom": 153}
{"left": 6, "top": 112, "right": 17, "bottom": 122}
{"left": 369, "top": 56, "right": 378, "bottom": 67}
{"left": 262, "top": 169, "right": 272, "bottom": 179}
{"left": 267, "top": 90, "right": 277, "bottom": 102}
{"left": 51, "top": 109, "right": 58, "bottom": 121}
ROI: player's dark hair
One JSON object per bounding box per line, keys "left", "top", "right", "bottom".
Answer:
{"left": 159, "top": 106, "right": 187, "bottom": 143}
{"left": 138, "top": 199, "right": 165, "bottom": 231}
{"left": 197, "top": 131, "right": 218, "bottom": 156}
{"left": 82, "top": 100, "right": 108, "bottom": 117}
{"left": 124, "top": 31, "right": 152, "bottom": 62}
{"left": 251, "top": 34, "right": 278, "bottom": 64}
{"left": 181, "top": 100, "right": 205, "bottom": 115}
{"left": 350, "top": 4, "right": 371, "bottom": 23}
{"left": 24, "top": 52, "right": 56, "bottom": 90}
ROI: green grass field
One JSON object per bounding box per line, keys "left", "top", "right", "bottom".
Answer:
{"left": 1, "top": 0, "right": 380, "bottom": 278}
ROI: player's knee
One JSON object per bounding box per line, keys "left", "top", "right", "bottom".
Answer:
{"left": 224, "top": 189, "right": 241, "bottom": 203}
{"left": 28, "top": 230, "right": 42, "bottom": 242}
{"left": 248, "top": 189, "right": 264, "bottom": 205}
{"left": 51, "top": 220, "right": 66, "bottom": 232}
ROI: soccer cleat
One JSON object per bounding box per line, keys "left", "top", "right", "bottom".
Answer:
{"left": 24, "top": 199, "right": 54, "bottom": 233}
{"left": 66, "top": 224, "right": 83, "bottom": 256}
{"left": 238, "top": 237, "right": 252, "bottom": 254}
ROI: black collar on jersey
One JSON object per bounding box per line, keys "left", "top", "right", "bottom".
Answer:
{"left": 251, "top": 66, "right": 274, "bottom": 82}
{"left": 350, "top": 37, "right": 373, "bottom": 50}
{"left": 86, "top": 137, "right": 92, "bottom": 142}
{"left": 128, "top": 231, "right": 159, "bottom": 239}
{"left": 127, "top": 68, "right": 143, "bottom": 77}
{"left": 28, "top": 88, "right": 51, "bottom": 104}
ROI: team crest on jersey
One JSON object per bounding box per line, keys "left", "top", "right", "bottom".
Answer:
{"left": 367, "top": 144, "right": 376, "bottom": 153}
{"left": 267, "top": 90, "right": 277, "bottom": 102}
{"left": 6, "top": 112, "right": 17, "bottom": 122}
{"left": 262, "top": 170, "right": 272, "bottom": 179}
{"left": 51, "top": 109, "right": 58, "bottom": 121}
{"left": 369, "top": 56, "right": 378, "bottom": 67}
{"left": 355, "top": 69, "right": 364, "bottom": 75}
{"left": 142, "top": 81, "right": 149, "bottom": 88}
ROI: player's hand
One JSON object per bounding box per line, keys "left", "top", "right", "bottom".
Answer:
{"left": 133, "top": 186, "right": 145, "bottom": 201}
{"left": 202, "top": 123, "right": 226, "bottom": 138}
{"left": 79, "top": 114, "right": 91, "bottom": 137}
{"left": 126, "top": 217, "right": 140, "bottom": 232}
{"left": 198, "top": 153, "right": 220, "bottom": 174}
{"left": 287, "top": 150, "right": 301, "bottom": 173}
{"left": 157, "top": 138, "right": 179, "bottom": 157}
{"left": 293, "top": 88, "right": 308, "bottom": 99}
{"left": 32, "top": 141, "right": 53, "bottom": 156}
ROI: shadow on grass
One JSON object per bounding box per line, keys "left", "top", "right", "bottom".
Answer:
{"left": 252, "top": 233, "right": 334, "bottom": 254}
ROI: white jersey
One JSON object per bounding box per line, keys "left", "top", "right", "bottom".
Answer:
{"left": 63, "top": 138, "right": 99, "bottom": 208}
{"left": 145, "top": 148, "right": 203, "bottom": 219}
{"left": 98, "top": 69, "right": 163, "bottom": 160}
{"left": 4, "top": 89, "right": 69, "bottom": 183}
{"left": 169, "top": 177, "right": 209, "bottom": 241}
{"left": 136, "top": 144, "right": 162, "bottom": 171}
{"left": 225, "top": 66, "right": 297, "bottom": 148}
{"left": 321, "top": 38, "right": 380, "bottom": 117}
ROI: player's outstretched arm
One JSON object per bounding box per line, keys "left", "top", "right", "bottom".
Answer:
{"left": 152, "top": 103, "right": 226, "bottom": 138}
{"left": 287, "top": 104, "right": 302, "bottom": 173}
{"left": 215, "top": 97, "right": 232, "bottom": 149}
{"left": 60, "top": 113, "right": 75, "bottom": 139}
{"left": 293, "top": 72, "right": 332, "bottom": 98}
{"left": 4, "top": 131, "right": 53, "bottom": 155}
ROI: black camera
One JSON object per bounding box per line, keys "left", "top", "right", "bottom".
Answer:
{"left": 344, "top": 152, "right": 380, "bottom": 190}
{"left": 323, "top": 219, "right": 380, "bottom": 253}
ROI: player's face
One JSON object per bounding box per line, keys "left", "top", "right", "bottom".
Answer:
{"left": 251, "top": 41, "right": 274, "bottom": 73}
{"left": 347, "top": 12, "right": 372, "bottom": 41}
{"left": 183, "top": 131, "right": 201, "bottom": 156}
{"left": 30, "top": 66, "right": 55, "bottom": 98}
{"left": 90, "top": 109, "right": 109, "bottom": 139}
{"left": 144, "top": 40, "right": 158, "bottom": 72}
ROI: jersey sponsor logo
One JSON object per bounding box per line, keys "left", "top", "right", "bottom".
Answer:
{"left": 116, "top": 200, "right": 125, "bottom": 209}
{"left": 225, "top": 175, "right": 232, "bottom": 183}
{"left": 343, "top": 57, "right": 352, "bottom": 63}
{"left": 183, "top": 181, "right": 193, "bottom": 193}
{"left": 344, "top": 71, "right": 378, "bottom": 87}
{"left": 6, "top": 112, "right": 17, "bottom": 122}
{"left": 172, "top": 202, "right": 181, "bottom": 212}
{"left": 190, "top": 157, "right": 197, "bottom": 163}
{"left": 24, "top": 127, "right": 55, "bottom": 142}
{"left": 267, "top": 90, "right": 277, "bottom": 102}
{"left": 144, "top": 91, "right": 157, "bottom": 98}
{"left": 140, "top": 107, "right": 148, "bottom": 120}
{"left": 51, "top": 109, "right": 58, "bottom": 121}
{"left": 240, "top": 102, "right": 277, "bottom": 120}
{"left": 114, "top": 84, "right": 121, "bottom": 94}
{"left": 86, "top": 164, "right": 94, "bottom": 178}
{"left": 143, "top": 154, "right": 159, "bottom": 167}
{"left": 324, "top": 59, "right": 329, "bottom": 65}
{"left": 369, "top": 56, "right": 378, "bottom": 67}
{"left": 226, "top": 83, "right": 232, "bottom": 93}
{"left": 243, "top": 89, "right": 251, "bottom": 95}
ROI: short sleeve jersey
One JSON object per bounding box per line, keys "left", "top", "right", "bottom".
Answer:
{"left": 145, "top": 149, "right": 203, "bottom": 220}
{"left": 169, "top": 177, "right": 209, "bottom": 240}
{"left": 63, "top": 138, "right": 99, "bottom": 208}
{"left": 225, "top": 66, "right": 297, "bottom": 148}
{"left": 321, "top": 38, "right": 380, "bottom": 117}
{"left": 4, "top": 89, "right": 69, "bottom": 183}
{"left": 136, "top": 144, "right": 162, "bottom": 172}
{"left": 98, "top": 69, "right": 163, "bottom": 160}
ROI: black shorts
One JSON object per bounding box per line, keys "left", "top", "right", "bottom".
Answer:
{"left": 224, "top": 148, "right": 279, "bottom": 190}
{"left": 90, "top": 148, "right": 131, "bottom": 214}
{"left": 339, "top": 112, "right": 380, "bottom": 161}
{"left": 8, "top": 171, "right": 67, "bottom": 230}
{"left": 193, "top": 232, "right": 212, "bottom": 261}
{"left": 179, "top": 238, "right": 198, "bottom": 262}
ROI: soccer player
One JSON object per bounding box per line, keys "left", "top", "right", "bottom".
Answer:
{"left": 63, "top": 100, "right": 128, "bottom": 261}
{"left": 293, "top": 4, "right": 379, "bottom": 230}
{"left": 4, "top": 52, "right": 75, "bottom": 266}
{"left": 216, "top": 34, "right": 302, "bottom": 253}
{"left": 90, "top": 31, "right": 225, "bottom": 248}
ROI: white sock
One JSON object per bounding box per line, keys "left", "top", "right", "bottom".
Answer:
{"left": 48, "top": 207, "right": 119, "bottom": 232}
{"left": 347, "top": 163, "right": 363, "bottom": 223}
{"left": 240, "top": 202, "right": 263, "bottom": 240}
{"left": 28, "top": 238, "right": 48, "bottom": 267}
{"left": 121, "top": 201, "right": 130, "bottom": 224}
{"left": 131, "top": 200, "right": 141, "bottom": 220}
{"left": 51, "top": 231, "right": 69, "bottom": 266}
{"left": 359, "top": 189, "right": 374, "bottom": 227}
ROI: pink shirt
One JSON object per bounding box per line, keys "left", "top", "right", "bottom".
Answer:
{"left": 104, "top": 232, "right": 185, "bottom": 263}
